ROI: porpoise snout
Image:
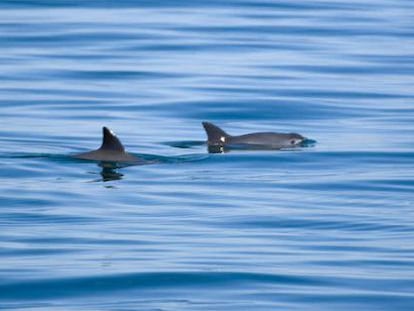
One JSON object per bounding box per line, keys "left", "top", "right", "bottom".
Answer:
{"left": 289, "top": 133, "right": 306, "bottom": 146}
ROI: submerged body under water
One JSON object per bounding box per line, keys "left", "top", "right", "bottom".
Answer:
{"left": 0, "top": 0, "right": 414, "bottom": 310}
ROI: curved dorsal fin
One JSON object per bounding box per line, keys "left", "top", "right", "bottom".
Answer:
{"left": 99, "top": 127, "right": 125, "bottom": 152}
{"left": 202, "top": 122, "right": 230, "bottom": 145}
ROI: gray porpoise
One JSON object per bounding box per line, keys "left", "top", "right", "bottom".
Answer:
{"left": 73, "top": 127, "right": 140, "bottom": 163}
{"left": 202, "top": 122, "right": 305, "bottom": 149}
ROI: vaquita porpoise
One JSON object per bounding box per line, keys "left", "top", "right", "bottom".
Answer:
{"left": 73, "top": 127, "right": 141, "bottom": 163}
{"left": 202, "top": 122, "right": 306, "bottom": 149}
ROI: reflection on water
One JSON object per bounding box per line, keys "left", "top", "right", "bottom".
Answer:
{"left": 207, "top": 143, "right": 316, "bottom": 153}
{"left": 99, "top": 166, "right": 124, "bottom": 182}
{"left": 86, "top": 162, "right": 127, "bottom": 182}
{"left": 164, "top": 139, "right": 316, "bottom": 153}
{"left": 207, "top": 139, "right": 316, "bottom": 153}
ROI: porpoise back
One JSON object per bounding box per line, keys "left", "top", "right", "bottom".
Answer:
{"left": 73, "top": 127, "right": 140, "bottom": 163}
{"left": 202, "top": 121, "right": 305, "bottom": 149}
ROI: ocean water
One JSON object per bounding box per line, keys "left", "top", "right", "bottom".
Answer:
{"left": 1, "top": 0, "right": 414, "bottom": 310}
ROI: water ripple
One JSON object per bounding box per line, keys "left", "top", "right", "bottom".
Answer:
{"left": 1, "top": 0, "right": 414, "bottom": 310}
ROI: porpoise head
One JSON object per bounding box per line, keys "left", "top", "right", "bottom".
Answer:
{"left": 286, "top": 133, "right": 306, "bottom": 146}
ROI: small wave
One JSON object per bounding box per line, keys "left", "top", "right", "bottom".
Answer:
{"left": 0, "top": 271, "right": 328, "bottom": 300}
{"left": 162, "top": 140, "right": 205, "bottom": 149}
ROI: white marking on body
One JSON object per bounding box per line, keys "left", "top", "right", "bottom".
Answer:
{"left": 220, "top": 136, "right": 226, "bottom": 143}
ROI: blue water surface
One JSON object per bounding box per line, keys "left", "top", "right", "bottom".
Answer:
{"left": 1, "top": 0, "right": 414, "bottom": 310}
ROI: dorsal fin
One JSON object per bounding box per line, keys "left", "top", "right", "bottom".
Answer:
{"left": 202, "top": 122, "right": 230, "bottom": 145}
{"left": 99, "top": 127, "right": 125, "bottom": 152}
